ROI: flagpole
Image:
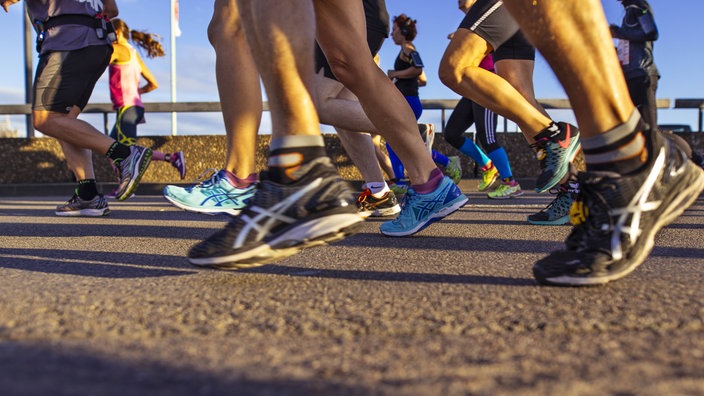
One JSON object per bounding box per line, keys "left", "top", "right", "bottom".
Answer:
{"left": 169, "top": 0, "right": 177, "bottom": 136}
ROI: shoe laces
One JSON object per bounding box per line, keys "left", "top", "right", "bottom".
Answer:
{"left": 191, "top": 168, "right": 221, "bottom": 188}
{"left": 565, "top": 174, "right": 619, "bottom": 252}
{"left": 357, "top": 188, "right": 372, "bottom": 204}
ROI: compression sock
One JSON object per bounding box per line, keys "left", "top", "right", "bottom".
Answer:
{"left": 385, "top": 143, "right": 406, "bottom": 181}
{"left": 581, "top": 110, "right": 648, "bottom": 176}
{"left": 267, "top": 135, "right": 327, "bottom": 184}
{"left": 152, "top": 151, "right": 166, "bottom": 162}
{"left": 412, "top": 167, "right": 444, "bottom": 194}
{"left": 105, "top": 141, "right": 131, "bottom": 164}
{"left": 432, "top": 150, "right": 450, "bottom": 167}
{"left": 458, "top": 137, "right": 490, "bottom": 167}
{"left": 76, "top": 179, "right": 99, "bottom": 200}
{"left": 487, "top": 147, "right": 513, "bottom": 180}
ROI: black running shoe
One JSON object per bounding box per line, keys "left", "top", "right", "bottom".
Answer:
{"left": 532, "top": 122, "right": 581, "bottom": 193}
{"left": 188, "top": 157, "right": 364, "bottom": 269}
{"left": 357, "top": 188, "right": 401, "bottom": 218}
{"left": 533, "top": 130, "right": 704, "bottom": 286}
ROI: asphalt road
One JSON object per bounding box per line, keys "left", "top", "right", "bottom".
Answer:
{"left": 0, "top": 182, "right": 702, "bottom": 395}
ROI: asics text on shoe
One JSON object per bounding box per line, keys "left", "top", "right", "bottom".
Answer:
{"left": 163, "top": 169, "right": 255, "bottom": 216}
{"left": 380, "top": 176, "right": 468, "bottom": 237}
{"left": 533, "top": 131, "right": 704, "bottom": 286}
{"left": 188, "top": 158, "right": 364, "bottom": 269}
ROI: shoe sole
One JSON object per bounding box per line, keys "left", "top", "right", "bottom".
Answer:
{"left": 163, "top": 194, "right": 243, "bottom": 216}
{"left": 359, "top": 204, "right": 402, "bottom": 218}
{"left": 541, "top": 159, "right": 704, "bottom": 286}
{"left": 189, "top": 213, "right": 365, "bottom": 268}
{"left": 380, "top": 194, "right": 468, "bottom": 237}
{"left": 527, "top": 215, "right": 570, "bottom": 225}
{"left": 477, "top": 175, "right": 499, "bottom": 192}
{"left": 488, "top": 190, "right": 524, "bottom": 199}
{"left": 535, "top": 141, "right": 581, "bottom": 193}
{"left": 117, "top": 149, "right": 152, "bottom": 201}
{"left": 55, "top": 208, "right": 110, "bottom": 217}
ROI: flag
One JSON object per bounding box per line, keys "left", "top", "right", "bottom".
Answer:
{"left": 172, "top": 0, "right": 182, "bottom": 37}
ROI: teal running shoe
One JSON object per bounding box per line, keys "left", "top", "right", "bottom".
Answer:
{"left": 527, "top": 182, "right": 578, "bottom": 225}
{"left": 532, "top": 122, "right": 581, "bottom": 193}
{"left": 163, "top": 169, "right": 256, "bottom": 216}
{"left": 380, "top": 176, "right": 468, "bottom": 237}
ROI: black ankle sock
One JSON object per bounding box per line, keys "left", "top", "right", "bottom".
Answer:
{"left": 267, "top": 136, "right": 327, "bottom": 184}
{"left": 76, "top": 179, "right": 98, "bottom": 200}
{"left": 106, "top": 142, "right": 131, "bottom": 163}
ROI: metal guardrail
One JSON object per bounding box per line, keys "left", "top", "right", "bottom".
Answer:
{"left": 0, "top": 97, "right": 700, "bottom": 138}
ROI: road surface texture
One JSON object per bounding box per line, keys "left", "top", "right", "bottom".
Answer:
{"left": 0, "top": 182, "right": 702, "bottom": 395}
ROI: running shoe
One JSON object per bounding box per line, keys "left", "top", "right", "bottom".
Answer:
{"left": 55, "top": 194, "right": 110, "bottom": 217}
{"left": 418, "top": 123, "right": 435, "bottom": 154}
{"left": 163, "top": 169, "right": 256, "bottom": 216}
{"left": 380, "top": 176, "right": 468, "bottom": 237}
{"left": 115, "top": 145, "right": 152, "bottom": 201}
{"left": 389, "top": 179, "right": 409, "bottom": 196}
{"left": 533, "top": 130, "right": 704, "bottom": 286}
{"left": 357, "top": 189, "right": 401, "bottom": 218}
{"left": 532, "top": 122, "right": 581, "bottom": 193}
{"left": 487, "top": 181, "right": 523, "bottom": 199}
{"left": 444, "top": 156, "right": 462, "bottom": 185}
{"left": 188, "top": 157, "right": 364, "bottom": 269}
{"left": 527, "top": 181, "right": 578, "bottom": 225}
{"left": 478, "top": 165, "right": 499, "bottom": 191}
{"left": 170, "top": 150, "right": 187, "bottom": 179}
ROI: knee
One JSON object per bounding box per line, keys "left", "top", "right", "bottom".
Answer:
{"left": 443, "top": 129, "right": 465, "bottom": 149}
{"left": 207, "top": 3, "right": 243, "bottom": 48}
{"left": 438, "top": 59, "right": 464, "bottom": 90}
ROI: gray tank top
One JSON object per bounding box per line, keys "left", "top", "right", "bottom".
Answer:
{"left": 26, "top": 0, "right": 112, "bottom": 54}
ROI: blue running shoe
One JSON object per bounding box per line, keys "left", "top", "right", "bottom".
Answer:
{"left": 532, "top": 122, "right": 581, "bottom": 193}
{"left": 380, "top": 176, "right": 468, "bottom": 237}
{"left": 163, "top": 169, "right": 256, "bottom": 216}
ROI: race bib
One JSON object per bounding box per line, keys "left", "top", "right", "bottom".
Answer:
{"left": 616, "top": 39, "right": 629, "bottom": 65}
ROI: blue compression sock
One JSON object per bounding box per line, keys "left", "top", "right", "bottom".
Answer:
{"left": 432, "top": 150, "right": 450, "bottom": 167}
{"left": 386, "top": 142, "right": 405, "bottom": 181}
{"left": 459, "top": 137, "right": 490, "bottom": 167}
{"left": 487, "top": 147, "right": 513, "bottom": 180}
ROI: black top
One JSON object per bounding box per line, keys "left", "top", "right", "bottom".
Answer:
{"left": 611, "top": 0, "right": 659, "bottom": 78}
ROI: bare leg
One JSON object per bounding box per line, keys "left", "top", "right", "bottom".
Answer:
{"left": 328, "top": 85, "right": 386, "bottom": 185}
{"left": 372, "top": 134, "right": 395, "bottom": 181}
{"left": 501, "top": 0, "right": 633, "bottom": 137}
{"left": 237, "top": 0, "right": 319, "bottom": 138}
{"left": 208, "top": 0, "right": 259, "bottom": 179}
{"left": 439, "top": 29, "right": 552, "bottom": 141}
{"left": 58, "top": 140, "right": 95, "bottom": 181}
{"left": 314, "top": 0, "right": 436, "bottom": 184}
{"left": 33, "top": 107, "right": 113, "bottom": 154}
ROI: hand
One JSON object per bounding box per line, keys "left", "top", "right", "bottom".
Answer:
{"left": 1, "top": 0, "right": 20, "bottom": 13}
{"left": 387, "top": 70, "right": 395, "bottom": 79}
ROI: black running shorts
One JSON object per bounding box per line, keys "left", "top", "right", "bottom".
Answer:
{"left": 33, "top": 45, "right": 112, "bottom": 113}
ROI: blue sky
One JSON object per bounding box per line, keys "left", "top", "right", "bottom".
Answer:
{"left": 1, "top": 0, "right": 703, "bottom": 136}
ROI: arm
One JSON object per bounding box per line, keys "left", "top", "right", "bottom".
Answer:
{"left": 136, "top": 53, "right": 158, "bottom": 94}
{"left": 1, "top": 0, "right": 19, "bottom": 13}
{"left": 610, "top": 6, "right": 658, "bottom": 42}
